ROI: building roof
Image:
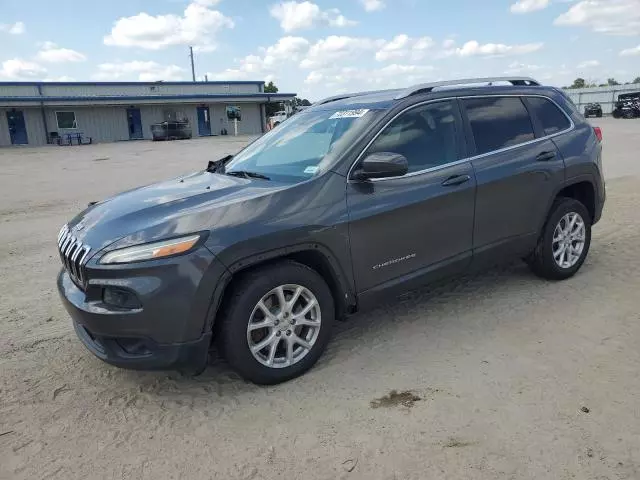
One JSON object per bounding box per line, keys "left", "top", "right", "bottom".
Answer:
{"left": 0, "top": 80, "right": 266, "bottom": 87}
{"left": 0, "top": 80, "right": 296, "bottom": 106}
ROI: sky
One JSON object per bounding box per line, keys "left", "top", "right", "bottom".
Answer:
{"left": 1, "top": 0, "right": 639, "bottom": 100}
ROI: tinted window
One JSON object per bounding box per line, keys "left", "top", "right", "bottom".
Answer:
{"left": 463, "top": 97, "right": 535, "bottom": 155}
{"left": 526, "top": 97, "right": 571, "bottom": 136}
{"left": 366, "top": 100, "right": 459, "bottom": 174}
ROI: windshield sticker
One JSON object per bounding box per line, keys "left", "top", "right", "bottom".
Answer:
{"left": 329, "top": 109, "right": 370, "bottom": 119}
{"left": 304, "top": 166, "right": 319, "bottom": 174}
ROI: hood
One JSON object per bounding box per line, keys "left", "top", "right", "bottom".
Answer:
{"left": 67, "top": 170, "right": 287, "bottom": 253}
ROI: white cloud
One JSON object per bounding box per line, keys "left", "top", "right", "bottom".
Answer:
{"left": 359, "top": 0, "right": 385, "bottom": 11}
{"left": 620, "top": 44, "right": 640, "bottom": 56}
{"left": 262, "top": 36, "right": 310, "bottom": 67}
{"left": 104, "top": 1, "right": 233, "bottom": 50}
{"left": 305, "top": 63, "right": 436, "bottom": 90}
{"left": 510, "top": 0, "right": 550, "bottom": 14}
{"left": 300, "top": 35, "right": 383, "bottom": 69}
{"left": 375, "top": 34, "right": 433, "bottom": 61}
{"left": 269, "top": 1, "right": 357, "bottom": 32}
{"left": 577, "top": 59, "right": 600, "bottom": 68}
{"left": 442, "top": 40, "right": 544, "bottom": 57}
{"left": 36, "top": 42, "right": 87, "bottom": 63}
{"left": 0, "top": 21, "right": 25, "bottom": 34}
{"left": 504, "top": 61, "right": 544, "bottom": 74}
{"left": 44, "top": 76, "right": 76, "bottom": 82}
{"left": 442, "top": 38, "right": 456, "bottom": 49}
{"left": 206, "top": 36, "right": 309, "bottom": 81}
{"left": 92, "top": 61, "right": 184, "bottom": 81}
{"left": 554, "top": 0, "right": 640, "bottom": 36}
{"left": 0, "top": 58, "right": 46, "bottom": 79}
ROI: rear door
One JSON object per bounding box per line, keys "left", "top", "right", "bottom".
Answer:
{"left": 461, "top": 96, "right": 565, "bottom": 258}
{"left": 347, "top": 99, "right": 476, "bottom": 294}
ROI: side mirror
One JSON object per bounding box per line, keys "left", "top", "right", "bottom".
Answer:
{"left": 352, "top": 152, "right": 408, "bottom": 180}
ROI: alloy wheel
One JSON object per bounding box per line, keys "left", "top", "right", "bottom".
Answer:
{"left": 246, "top": 284, "right": 322, "bottom": 368}
{"left": 552, "top": 212, "right": 586, "bottom": 269}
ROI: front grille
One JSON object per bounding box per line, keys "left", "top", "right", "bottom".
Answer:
{"left": 57, "top": 224, "right": 92, "bottom": 288}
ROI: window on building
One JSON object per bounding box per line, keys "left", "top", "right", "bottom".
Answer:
{"left": 462, "top": 97, "right": 535, "bottom": 155}
{"left": 365, "top": 100, "right": 459, "bottom": 174}
{"left": 526, "top": 97, "right": 571, "bottom": 136}
{"left": 56, "top": 111, "right": 77, "bottom": 129}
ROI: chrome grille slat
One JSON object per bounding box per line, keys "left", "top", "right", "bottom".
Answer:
{"left": 57, "top": 224, "right": 91, "bottom": 289}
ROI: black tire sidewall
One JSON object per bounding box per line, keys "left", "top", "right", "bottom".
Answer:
{"left": 539, "top": 198, "right": 592, "bottom": 279}
{"left": 220, "top": 262, "right": 335, "bottom": 385}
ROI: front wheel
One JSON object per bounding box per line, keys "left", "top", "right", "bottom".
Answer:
{"left": 218, "top": 261, "right": 334, "bottom": 384}
{"left": 526, "top": 198, "right": 592, "bottom": 280}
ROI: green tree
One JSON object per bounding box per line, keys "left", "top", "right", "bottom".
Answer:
{"left": 264, "top": 81, "right": 281, "bottom": 117}
{"left": 264, "top": 81, "right": 278, "bottom": 93}
{"left": 570, "top": 78, "right": 586, "bottom": 89}
{"left": 607, "top": 78, "right": 620, "bottom": 86}
{"left": 294, "top": 97, "right": 312, "bottom": 107}
{"left": 632, "top": 77, "right": 640, "bottom": 84}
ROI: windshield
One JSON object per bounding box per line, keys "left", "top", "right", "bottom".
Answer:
{"left": 225, "top": 107, "right": 381, "bottom": 182}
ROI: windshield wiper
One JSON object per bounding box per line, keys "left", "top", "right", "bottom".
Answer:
{"left": 206, "top": 155, "right": 233, "bottom": 173}
{"left": 226, "top": 170, "right": 271, "bottom": 180}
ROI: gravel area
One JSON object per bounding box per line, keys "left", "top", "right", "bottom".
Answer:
{"left": 1, "top": 119, "right": 640, "bottom": 480}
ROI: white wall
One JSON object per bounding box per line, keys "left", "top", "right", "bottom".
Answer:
{"left": 45, "top": 106, "right": 130, "bottom": 143}
{"left": 1, "top": 102, "right": 265, "bottom": 146}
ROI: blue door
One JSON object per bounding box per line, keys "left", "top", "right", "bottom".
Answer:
{"left": 6, "top": 110, "right": 28, "bottom": 145}
{"left": 197, "top": 106, "right": 211, "bottom": 136}
{"left": 126, "top": 108, "right": 143, "bottom": 139}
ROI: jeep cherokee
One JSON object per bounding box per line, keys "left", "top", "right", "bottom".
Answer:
{"left": 57, "top": 76, "right": 605, "bottom": 384}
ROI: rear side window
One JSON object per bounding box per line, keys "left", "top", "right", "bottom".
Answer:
{"left": 462, "top": 97, "right": 535, "bottom": 155}
{"left": 526, "top": 97, "right": 571, "bottom": 136}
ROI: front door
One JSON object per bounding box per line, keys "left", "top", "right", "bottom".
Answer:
{"left": 126, "top": 108, "right": 143, "bottom": 139}
{"left": 347, "top": 100, "right": 476, "bottom": 294}
{"left": 197, "top": 106, "right": 212, "bottom": 136}
{"left": 6, "top": 110, "right": 28, "bottom": 145}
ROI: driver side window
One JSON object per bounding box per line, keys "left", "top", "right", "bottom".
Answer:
{"left": 366, "top": 100, "right": 460, "bottom": 174}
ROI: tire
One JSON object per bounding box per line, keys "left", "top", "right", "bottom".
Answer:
{"left": 526, "top": 197, "right": 592, "bottom": 280}
{"left": 597, "top": 112, "right": 602, "bottom": 118}
{"left": 218, "top": 260, "right": 335, "bottom": 385}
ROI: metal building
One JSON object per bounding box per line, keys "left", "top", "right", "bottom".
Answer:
{"left": 0, "top": 81, "right": 296, "bottom": 146}
{"left": 563, "top": 84, "right": 640, "bottom": 115}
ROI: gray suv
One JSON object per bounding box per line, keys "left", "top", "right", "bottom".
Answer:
{"left": 57, "top": 77, "right": 605, "bottom": 384}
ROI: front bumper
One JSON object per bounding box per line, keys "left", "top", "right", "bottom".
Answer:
{"left": 57, "top": 247, "right": 228, "bottom": 370}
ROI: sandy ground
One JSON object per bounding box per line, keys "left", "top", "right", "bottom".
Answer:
{"left": 1, "top": 118, "right": 640, "bottom": 480}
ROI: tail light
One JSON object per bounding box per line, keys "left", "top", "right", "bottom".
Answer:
{"left": 593, "top": 127, "right": 603, "bottom": 142}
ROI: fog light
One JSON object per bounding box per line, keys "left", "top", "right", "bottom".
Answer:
{"left": 103, "top": 287, "right": 141, "bottom": 309}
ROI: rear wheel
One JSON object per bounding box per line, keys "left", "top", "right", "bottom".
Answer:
{"left": 526, "top": 198, "right": 591, "bottom": 280}
{"left": 218, "top": 261, "right": 334, "bottom": 384}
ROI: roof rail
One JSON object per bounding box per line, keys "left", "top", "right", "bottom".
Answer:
{"left": 395, "top": 77, "right": 540, "bottom": 99}
{"left": 315, "top": 89, "right": 400, "bottom": 105}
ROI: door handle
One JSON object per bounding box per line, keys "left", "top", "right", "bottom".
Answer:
{"left": 441, "top": 174, "right": 471, "bottom": 187}
{"left": 536, "top": 151, "right": 556, "bottom": 162}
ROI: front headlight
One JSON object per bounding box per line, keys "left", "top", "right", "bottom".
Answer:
{"left": 100, "top": 234, "right": 201, "bottom": 265}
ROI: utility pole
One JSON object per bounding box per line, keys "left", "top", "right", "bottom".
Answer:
{"left": 189, "top": 46, "right": 196, "bottom": 82}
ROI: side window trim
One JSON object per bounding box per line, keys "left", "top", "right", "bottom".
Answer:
{"left": 347, "top": 94, "right": 575, "bottom": 182}
{"left": 460, "top": 94, "right": 575, "bottom": 161}
{"left": 347, "top": 98, "right": 467, "bottom": 182}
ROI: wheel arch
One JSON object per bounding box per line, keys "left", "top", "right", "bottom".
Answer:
{"left": 206, "top": 243, "right": 356, "bottom": 336}
{"left": 555, "top": 178, "right": 596, "bottom": 222}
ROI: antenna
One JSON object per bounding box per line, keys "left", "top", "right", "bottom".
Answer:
{"left": 189, "top": 46, "right": 196, "bottom": 82}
